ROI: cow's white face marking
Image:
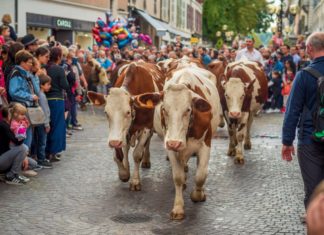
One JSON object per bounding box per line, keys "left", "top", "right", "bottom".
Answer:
{"left": 223, "top": 77, "right": 246, "bottom": 119}
{"left": 104, "top": 88, "right": 133, "bottom": 148}
{"left": 162, "top": 84, "right": 192, "bottom": 151}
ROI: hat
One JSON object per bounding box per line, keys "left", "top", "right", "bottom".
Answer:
{"left": 21, "top": 34, "right": 38, "bottom": 46}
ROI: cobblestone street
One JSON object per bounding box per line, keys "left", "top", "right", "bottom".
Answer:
{"left": 0, "top": 107, "right": 306, "bottom": 235}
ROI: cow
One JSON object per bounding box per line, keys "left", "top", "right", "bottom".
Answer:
{"left": 81, "top": 58, "right": 108, "bottom": 92}
{"left": 219, "top": 60, "right": 268, "bottom": 164}
{"left": 87, "top": 61, "right": 165, "bottom": 191}
{"left": 134, "top": 65, "right": 222, "bottom": 220}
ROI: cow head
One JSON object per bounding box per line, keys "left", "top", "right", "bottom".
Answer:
{"left": 135, "top": 84, "right": 212, "bottom": 152}
{"left": 221, "top": 78, "right": 255, "bottom": 119}
{"left": 88, "top": 89, "right": 134, "bottom": 149}
{"left": 90, "top": 59, "right": 109, "bottom": 85}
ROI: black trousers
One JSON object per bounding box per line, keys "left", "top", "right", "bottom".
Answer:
{"left": 297, "top": 143, "right": 324, "bottom": 208}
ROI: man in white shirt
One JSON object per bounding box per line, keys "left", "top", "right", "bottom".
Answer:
{"left": 235, "top": 36, "right": 263, "bottom": 65}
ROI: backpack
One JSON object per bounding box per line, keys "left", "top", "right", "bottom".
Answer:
{"left": 5, "top": 68, "right": 21, "bottom": 102}
{"left": 303, "top": 67, "right": 324, "bottom": 143}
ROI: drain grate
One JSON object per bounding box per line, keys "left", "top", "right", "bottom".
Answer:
{"left": 111, "top": 213, "right": 152, "bottom": 224}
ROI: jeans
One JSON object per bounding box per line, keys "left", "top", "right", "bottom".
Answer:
{"left": 0, "top": 144, "right": 28, "bottom": 178}
{"left": 32, "top": 125, "right": 47, "bottom": 162}
{"left": 297, "top": 143, "right": 324, "bottom": 208}
{"left": 23, "top": 126, "right": 33, "bottom": 150}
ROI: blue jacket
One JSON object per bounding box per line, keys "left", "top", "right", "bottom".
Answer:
{"left": 282, "top": 56, "right": 324, "bottom": 145}
{"left": 9, "top": 66, "right": 40, "bottom": 107}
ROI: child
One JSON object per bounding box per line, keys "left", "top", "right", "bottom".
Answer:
{"left": 281, "top": 78, "right": 293, "bottom": 113}
{"left": 9, "top": 103, "right": 29, "bottom": 143}
{"left": 33, "top": 74, "right": 52, "bottom": 168}
{"left": 268, "top": 71, "right": 283, "bottom": 113}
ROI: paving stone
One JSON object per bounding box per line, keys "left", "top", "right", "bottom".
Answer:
{"left": 0, "top": 110, "right": 306, "bottom": 234}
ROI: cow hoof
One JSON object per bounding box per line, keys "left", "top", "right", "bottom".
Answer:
{"left": 190, "top": 190, "right": 206, "bottom": 202}
{"left": 141, "top": 161, "right": 151, "bottom": 168}
{"left": 119, "top": 172, "right": 130, "bottom": 182}
{"left": 182, "top": 183, "right": 187, "bottom": 191}
{"left": 227, "top": 148, "right": 236, "bottom": 157}
{"left": 166, "top": 155, "right": 169, "bottom": 161}
{"left": 244, "top": 142, "right": 252, "bottom": 150}
{"left": 170, "top": 210, "right": 185, "bottom": 220}
{"left": 129, "top": 182, "right": 142, "bottom": 191}
{"left": 184, "top": 164, "right": 189, "bottom": 172}
{"left": 234, "top": 156, "right": 245, "bottom": 165}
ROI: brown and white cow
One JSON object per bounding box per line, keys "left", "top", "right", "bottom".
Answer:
{"left": 135, "top": 65, "right": 221, "bottom": 220}
{"left": 82, "top": 58, "right": 108, "bottom": 92}
{"left": 87, "top": 61, "right": 164, "bottom": 191}
{"left": 220, "top": 60, "right": 268, "bottom": 164}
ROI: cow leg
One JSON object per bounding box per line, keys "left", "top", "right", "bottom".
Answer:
{"left": 141, "top": 131, "right": 152, "bottom": 168}
{"left": 191, "top": 144, "right": 210, "bottom": 202}
{"left": 114, "top": 146, "right": 130, "bottom": 182}
{"left": 227, "top": 124, "right": 237, "bottom": 157}
{"left": 244, "top": 113, "right": 253, "bottom": 150}
{"left": 234, "top": 122, "right": 248, "bottom": 165}
{"left": 130, "top": 129, "right": 151, "bottom": 191}
{"left": 168, "top": 151, "right": 186, "bottom": 220}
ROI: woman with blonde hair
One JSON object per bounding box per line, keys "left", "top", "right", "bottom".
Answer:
{"left": 1, "top": 14, "right": 17, "bottom": 41}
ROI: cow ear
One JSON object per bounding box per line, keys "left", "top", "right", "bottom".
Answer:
{"left": 87, "top": 91, "right": 106, "bottom": 106}
{"left": 221, "top": 78, "right": 227, "bottom": 88}
{"left": 192, "top": 97, "right": 211, "bottom": 113}
{"left": 133, "top": 92, "right": 162, "bottom": 109}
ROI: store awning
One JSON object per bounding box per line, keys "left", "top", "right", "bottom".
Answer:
{"left": 159, "top": 21, "right": 191, "bottom": 39}
{"left": 135, "top": 10, "right": 167, "bottom": 36}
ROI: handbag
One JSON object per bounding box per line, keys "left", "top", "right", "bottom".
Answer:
{"left": 25, "top": 75, "right": 46, "bottom": 126}
{"left": 27, "top": 105, "right": 46, "bottom": 126}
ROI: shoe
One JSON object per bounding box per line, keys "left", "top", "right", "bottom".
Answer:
{"left": 22, "top": 170, "right": 38, "bottom": 177}
{"left": 50, "top": 154, "right": 61, "bottom": 162}
{"left": 5, "top": 174, "right": 26, "bottom": 185}
{"left": 72, "top": 125, "right": 83, "bottom": 131}
{"left": 265, "top": 109, "right": 274, "bottom": 114}
{"left": 273, "top": 108, "right": 281, "bottom": 113}
{"left": 66, "top": 130, "right": 73, "bottom": 136}
{"left": 33, "top": 165, "right": 43, "bottom": 171}
{"left": 38, "top": 160, "right": 53, "bottom": 169}
{"left": 18, "top": 175, "right": 30, "bottom": 183}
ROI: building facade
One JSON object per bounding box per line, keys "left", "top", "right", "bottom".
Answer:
{"left": 309, "top": 0, "right": 324, "bottom": 32}
{"left": 0, "top": 0, "right": 109, "bottom": 49}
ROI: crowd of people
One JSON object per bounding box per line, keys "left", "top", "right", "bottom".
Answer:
{"left": 0, "top": 12, "right": 324, "bottom": 234}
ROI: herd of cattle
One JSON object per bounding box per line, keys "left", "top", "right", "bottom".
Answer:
{"left": 86, "top": 57, "right": 268, "bottom": 220}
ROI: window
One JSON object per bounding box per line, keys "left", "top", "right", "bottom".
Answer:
{"left": 154, "top": 0, "right": 157, "bottom": 14}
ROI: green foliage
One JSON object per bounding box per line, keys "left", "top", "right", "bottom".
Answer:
{"left": 203, "top": 0, "right": 273, "bottom": 42}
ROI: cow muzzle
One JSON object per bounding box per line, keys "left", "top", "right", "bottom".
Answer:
{"left": 166, "top": 140, "right": 183, "bottom": 151}
{"left": 229, "top": 111, "right": 241, "bottom": 119}
{"left": 109, "top": 140, "right": 123, "bottom": 149}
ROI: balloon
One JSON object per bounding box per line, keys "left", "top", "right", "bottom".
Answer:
{"left": 92, "top": 27, "right": 100, "bottom": 35}
{"left": 113, "top": 28, "right": 124, "bottom": 35}
{"left": 131, "top": 39, "right": 139, "bottom": 49}
{"left": 117, "top": 33, "right": 128, "bottom": 40}
{"left": 96, "top": 18, "right": 106, "bottom": 28}
{"left": 102, "top": 40, "right": 111, "bottom": 48}
{"left": 132, "top": 33, "right": 138, "bottom": 39}
{"left": 118, "top": 39, "right": 129, "bottom": 49}
{"left": 103, "top": 27, "right": 111, "bottom": 33}
{"left": 93, "top": 34, "right": 102, "bottom": 43}
{"left": 99, "top": 32, "right": 112, "bottom": 40}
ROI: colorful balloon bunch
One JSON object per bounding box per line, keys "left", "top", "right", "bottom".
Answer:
{"left": 92, "top": 14, "right": 153, "bottom": 49}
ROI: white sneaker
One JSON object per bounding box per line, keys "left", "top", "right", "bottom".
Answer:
{"left": 18, "top": 175, "right": 30, "bottom": 183}
{"left": 273, "top": 108, "right": 281, "bottom": 113}
{"left": 265, "top": 109, "right": 274, "bottom": 114}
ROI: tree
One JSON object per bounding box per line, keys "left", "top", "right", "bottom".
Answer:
{"left": 203, "top": 0, "right": 273, "bottom": 43}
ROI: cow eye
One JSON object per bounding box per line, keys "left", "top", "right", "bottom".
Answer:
{"left": 126, "top": 111, "right": 131, "bottom": 117}
{"left": 186, "top": 108, "right": 191, "bottom": 113}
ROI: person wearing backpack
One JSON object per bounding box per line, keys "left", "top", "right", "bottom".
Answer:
{"left": 282, "top": 32, "right": 324, "bottom": 216}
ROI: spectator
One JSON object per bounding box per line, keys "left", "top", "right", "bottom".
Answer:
{"left": 306, "top": 181, "right": 324, "bottom": 234}
{"left": 198, "top": 47, "right": 212, "bottom": 66}
{"left": 33, "top": 74, "right": 52, "bottom": 168}
{"left": 8, "top": 50, "right": 40, "bottom": 149}
{"left": 235, "top": 36, "right": 263, "bottom": 65}
{"left": 46, "top": 47, "right": 69, "bottom": 162}
{"left": 2, "top": 42, "right": 24, "bottom": 82}
{"left": 21, "top": 34, "right": 38, "bottom": 54}
{"left": 1, "top": 14, "right": 17, "bottom": 41}
{"left": 281, "top": 32, "right": 324, "bottom": 212}
{"left": 291, "top": 46, "right": 301, "bottom": 69}
{"left": 280, "top": 44, "right": 294, "bottom": 66}
{"left": 0, "top": 25, "right": 11, "bottom": 43}
{"left": 298, "top": 49, "right": 311, "bottom": 70}
{"left": 35, "top": 46, "right": 50, "bottom": 76}
{"left": 267, "top": 71, "right": 283, "bottom": 113}
{"left": 0, "top": 106, "right": 28, "bottom": 185}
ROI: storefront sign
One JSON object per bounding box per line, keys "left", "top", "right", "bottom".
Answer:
{"left": 190, "top": 37, "right": 199, "bottom": 44}
{"left": 56, "top": 19, "right": 72, "bottom": 29}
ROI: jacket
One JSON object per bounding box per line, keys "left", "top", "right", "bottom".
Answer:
{"left": 282, "top": 56, "right": 324, "bottom": 145}
{"left": 8, "top": 66, "right": 40, "bottom": 107}
{"left": 0, "top": 120, "right": 23, "bottom": 155}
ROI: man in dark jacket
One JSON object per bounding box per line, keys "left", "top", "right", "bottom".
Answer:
{"left": 0, "top": 107, "right": 28, "bottom": 185}
{"left": 282, "top": 32, "right": 324, "bottom": 209}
